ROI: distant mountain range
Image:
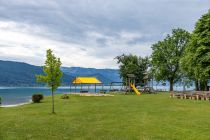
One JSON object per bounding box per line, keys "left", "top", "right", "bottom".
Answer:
{"left": 61, "top": 67, "right": 121, "bottom": 84}
{"left": 0, "top": 60, "right": 121, "bottom": 86}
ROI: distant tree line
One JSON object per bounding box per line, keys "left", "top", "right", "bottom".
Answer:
{"left": 116, "top": 10, "right": 210, "bottom": 91}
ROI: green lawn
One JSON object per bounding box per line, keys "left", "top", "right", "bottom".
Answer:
{"left": 1, "top": 93, "right": 210, "bottom": 140}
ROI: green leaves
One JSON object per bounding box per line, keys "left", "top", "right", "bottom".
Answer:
{"left": 116, "top": 54, "right": 150, "bottom": 85}
{"left": 151, "top": 28, "right": 191, "bottom": 91}
{"left": 180, "top": 10, "right": 210, "bottom": 90}
{"left": 181, "top": 10, "right": 210, "bottom": 82}
{"left": 36, "top": 49, "right": 63, "bottom": 113}
{"left": 36, "top": 49, "right": 63, "bottom": 91}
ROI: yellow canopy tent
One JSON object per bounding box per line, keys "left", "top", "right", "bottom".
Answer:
{"left": 71, "top": 77, "right": 103, "bottom": 93}
{"left": 72, "top": 77, "right": 102, "bottom": 84}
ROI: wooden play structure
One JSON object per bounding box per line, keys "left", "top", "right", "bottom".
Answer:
{"left": 125, "top": 74, "right": 141, "bottom": 95}
{"left": 109, "top": 74, "right": 141, "bottom": 95}
{"left": 70, "top": 75, "right": 141, "bottom": 95}
{"left": 109, "top": 82, "right": 125, "bottom": 92}
{"left": 70, "top": 77, "right": 103, "bottom": 93}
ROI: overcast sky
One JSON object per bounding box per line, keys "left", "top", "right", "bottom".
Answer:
{"left": 0, "top": 0, "right": 209, "bottom": 68}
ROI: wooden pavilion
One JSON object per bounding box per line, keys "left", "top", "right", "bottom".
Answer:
{"left": 70, "top": 77, "right": 103, "bottom": 93}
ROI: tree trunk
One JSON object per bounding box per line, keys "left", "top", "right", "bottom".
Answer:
{"left": 169, "top": 80, "right": 174, "bottom": 91}
{"left": 204, "top": 81, "right": 208, "bottom": 91}
{"left": 200, "top": 81, "right": 208, "bottom": 91}
{"left": 200, "top": 81, "right": 204, "bottom": 91}
{"left": 51, "top": 87, "right": 55, "bottom": 114}
{"left": 183, "top": 84, "right": 186, "bottom": 92}
{"left": 195, "top": 80, "right": 199, "bottom": 91}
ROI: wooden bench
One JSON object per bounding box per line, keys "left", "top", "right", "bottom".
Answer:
{"left": 175, "top": 93, "right": 183, "bottom": 99}
{"left": 172, "top": 91, "right": 210, "bottom": 101}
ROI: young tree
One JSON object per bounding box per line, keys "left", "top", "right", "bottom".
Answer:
{"left": 115, "top": 54, "right": 150, "bottom": 85}
{"left": 36, "top": 49, "right": 63, "bottom": 113}
{"left": 151, "top": 28, "right": 191, "bottom": 91}
{"left": 181, "top": 10, "right": 210, "bottom": 91}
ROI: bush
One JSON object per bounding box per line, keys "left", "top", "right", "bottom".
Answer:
{"left": 32, "top": 94, "right": 44, "bottom": 103}
{"left": 0, "top": 97, "right": 1, "bottom": 105}
{"left": 61, "top": 94, "right": 69, "bottom": 99}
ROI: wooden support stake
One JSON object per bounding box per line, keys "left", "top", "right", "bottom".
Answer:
{"left": 95, "top": 84, "right": 96, "bottom": 93}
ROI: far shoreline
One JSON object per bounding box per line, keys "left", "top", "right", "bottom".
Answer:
{"left": 0, "top": 100, "right": 32, "bottom": 108}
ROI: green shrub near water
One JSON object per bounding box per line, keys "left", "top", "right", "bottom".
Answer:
{"left": 32, "top": 94, "right": 44, "bottom": 103}
{"left": 0, "top": 96, "right": 1, "bottom": 105}
{"left": 61, "top": 94, "right": 69, "bottom": 99}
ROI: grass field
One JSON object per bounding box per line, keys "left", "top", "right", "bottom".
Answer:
{"left": 1, "top": 93, "right": 210, "bottom": 140}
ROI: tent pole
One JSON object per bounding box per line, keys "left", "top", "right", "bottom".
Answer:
{"left": 75, "top": 84, "right": 76, "bottom": 93}
{"left": 95, "top": 84, "right": 96, "bottom": 93}
{"left": 70, "top": 84, "right": 71, "bottom": 93}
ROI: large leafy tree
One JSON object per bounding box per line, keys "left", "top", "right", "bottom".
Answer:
{"left": 151, "top": 28, "right": 191, "bottom": 91}
{"left": 36, "top": 49, "right": 63, "bottom": 113}
{"left": 115, "top": 54, "right": 150, "bottom": 85}
{"left": 181, "top": 10, "right": 210, "bottom": 91}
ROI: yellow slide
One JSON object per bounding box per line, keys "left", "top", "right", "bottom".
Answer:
{"left": 130, "top": 83, "right": 141, "bottom": 95}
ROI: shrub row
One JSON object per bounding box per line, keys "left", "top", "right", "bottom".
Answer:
{"left": 32, "top": 94, "right": 44, "bottom": 103}
{"left": 1, "top": 93, "right": 70, "bottom": 105}
{"left": 32, "top": 93, "right": 70, "bottom": 103}
{"left": 61, "top": 94, "right": 69, "bottom": 99}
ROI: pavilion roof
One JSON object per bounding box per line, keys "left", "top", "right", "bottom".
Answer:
{"left": 72, "top": 77, "right": 102, "bottom": 84}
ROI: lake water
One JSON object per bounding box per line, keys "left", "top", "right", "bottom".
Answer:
{"left": 0, "top": 86, "right": 119, "bottom": 105}
{"left": 0, "top": 85, "right": 194, "bottom": 106}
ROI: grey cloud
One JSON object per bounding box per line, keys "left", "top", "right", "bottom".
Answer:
{"left": 0, "top": 0, "right": 209, "bottom": 68}
{"left": 80, "top": 48, "right": 87, "bottom": 51}
{"left": 96, "top": 38, "right": 108, "bottom": 47}
{"left": 1, "top": 0, "right": 209, "bottom": 44}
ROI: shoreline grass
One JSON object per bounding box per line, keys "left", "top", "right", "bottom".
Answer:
{"left": 0, "top": 93, "right": 210, "bottom": 140}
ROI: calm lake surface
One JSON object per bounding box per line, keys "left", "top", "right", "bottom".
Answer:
{"left": 0, "top": 85, "right": 194, "bottom": 105}
{"left": 0, "top": 86, "right": 109, "bottom": 105}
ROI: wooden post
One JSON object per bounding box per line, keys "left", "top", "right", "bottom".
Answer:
{"left": 70, "top": 84, "right": 71, "bottom": 93}
{"left": 75, "top": 84, "right": 77, "bottom": 93}
{"left": 95, "top": 84, "right": 96, "bottom": 93}
{"left": 74, "top": 77, "right": 77, "bottom": 93}
{"left": 129, "top": 78, "right": 131, "bottom": 93}
{"left": 184, "top": 94, "right": 186, "bottom": 99}
{"left": 170, "top": 92, "right": 174, "bottom": 98}
{"left": 196, "top": 94, "right": 199, "bottom": 100}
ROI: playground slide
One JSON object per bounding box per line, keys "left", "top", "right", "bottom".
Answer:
{"left": 130, "top": 83, "right": 141, "bottom": 95}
